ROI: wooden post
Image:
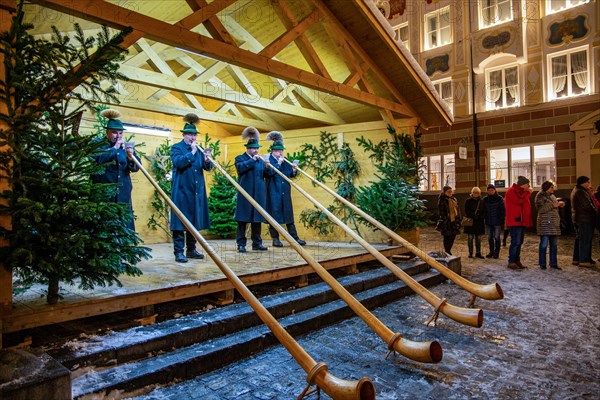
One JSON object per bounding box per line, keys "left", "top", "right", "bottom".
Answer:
{"left": 0, "top": 2, "right": 16, "bottom": 322}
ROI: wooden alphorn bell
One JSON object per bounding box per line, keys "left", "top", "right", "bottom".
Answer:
{"left": 285, "top": 159, "right": 504, "bottom": 308}
{"left": 201, "top": 149, "right": 443, "bottom": 364}
{"left": 271, "top": 160, "right": 484, "bottom": 328}
{"left": 130, "top": 156, "right": 375, "bottom": 400}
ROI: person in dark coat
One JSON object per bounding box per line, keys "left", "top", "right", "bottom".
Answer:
{"left": 535, "top": 181, "right": 565, "bottom": 270}
{"left": 570, "top": 176, "right": 596, "bottom": 268}
{"left": 169, "top": 113, "right": 213, "bottom": 263}
{"left": 264, "top": 131, "right": 305, "bottom": 247}
{"left": 483, "top": 184, "right": 505, "bottom": 259}
{"left": 234, "top": 127, "right": 271, "bottom": 253}
{"left": 437, "top": 186, "right": 461, "bottom": 255}
{"left": 464, "top": 187, "right": 486, "bottom": 258}
{"left": 92, "top": 109, "right": 140, "bottom": 231}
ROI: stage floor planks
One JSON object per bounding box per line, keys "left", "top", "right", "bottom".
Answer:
{"left": 3, "top": 240, "right": 409, "bottom": 334}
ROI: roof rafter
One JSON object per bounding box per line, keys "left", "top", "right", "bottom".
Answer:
{"left": 29, "top": 0, "right": 414, "bottom": 117}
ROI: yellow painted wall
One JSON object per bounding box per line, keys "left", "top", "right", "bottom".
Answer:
{"left": 220, "top": 119, "right": 419, "bottom": 245}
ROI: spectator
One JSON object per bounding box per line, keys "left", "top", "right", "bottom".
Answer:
{"left": 571, "top": 176, "right": 597, "bottom": 268}
{"left": 594, "top": 185, "right": 600, "bottom": 261}
{"left": 505, "top": 176, "right": 533, "bottom": 270}
{"left": 483, "top": 184, "right": 505, "bottom": 259}
{"left": 535, "top": 181, "right": 565, "bottom": 270}
{"left": 464, "top": 187, "right": 486, "bottom": 258}
{"left": 92, "top": 109, "right": 140, "bottom": 231}
{"left": 170, "top": 113, "right": 213, "bottom": 263}
{"left": 264, "top": 131, "right": 306, "bottom": 247}
{"left": 436, "top": 186, "right": 461, "bottom": 255}
{"left": 234, "top": 127, "right": 271, "bottom": 253}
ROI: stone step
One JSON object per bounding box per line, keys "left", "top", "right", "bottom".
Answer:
{"left": 52, "top": 259, "right": 434, "bottom": 371}
{"left": 68, "top": 259, "right": 455, "bottom": 398}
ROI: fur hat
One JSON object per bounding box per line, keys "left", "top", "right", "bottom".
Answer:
{"left": 516, "top": 176, "right": 530, "bottom": 186}
{"left": 181, "top": 113, "right": 200, "bottom": 134}
{"left": 242, "top": 126, "right": 261, "bottom": 148}
{"left": 101, "top": 109, "right": 126, "bottom": 131}
{"left": 266, "top": 131, "right": 285, "bottom": 150}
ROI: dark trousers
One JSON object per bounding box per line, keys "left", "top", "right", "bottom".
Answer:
{"left": 173, "top": 230, "right": 197, "bottom": 255}
{"left": 443, "top": 234, "right": 456, "bottom": 255}
{"left": 269, "top": 223, "right": 300, "bottom": 240}
{"left": 508, "top": 226, "right": 525, "bottom": 263}
{"left": 236, "top": 222, "right": 263, "bottom": 247}
{"left": 573, "top": 221, "right": 594, "bottom": 263}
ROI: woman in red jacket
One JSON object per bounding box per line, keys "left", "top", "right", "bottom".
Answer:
{"left": 505, "top": 176, "right": 533, "bottom": 270}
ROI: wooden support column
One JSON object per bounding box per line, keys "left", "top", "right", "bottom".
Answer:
{"left": 343, "top": 263, "right": 358, "bottom": 274}
{"left": 212, "top": 289, "right": 234, "bottom": 305}
{"left": 294, "top": 274, "right": 308, "bottom": 288}
{"left": 0, "top": 2, "right": 15, "bottom": 322}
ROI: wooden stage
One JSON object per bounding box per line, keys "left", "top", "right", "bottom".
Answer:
{"left": 2, "top": 240, "right": 410, "bottom": 335}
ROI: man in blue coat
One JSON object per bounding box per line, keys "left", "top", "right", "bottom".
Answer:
{"left": 264, "top": 132, "right": 306, "bottom": 247}
{"left": 234, "top": 127, "right": 271, "bottom": 253}
{"left": 92, "top": 109, "right": 140, "bottom": 231}
{"left": 170, "top": 113, "right": 212, "bottom": 263}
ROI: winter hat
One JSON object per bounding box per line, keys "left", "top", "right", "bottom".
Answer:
{"left": 101, "top": 109, "right": 126, "bottom": 131}
{"left": 516, "top": 176, "right": 530, "bottom": 186}
{"left": 576, "top": 176, "right": 590, "bottom": 186}
{"left": 180, "top": 113, "right": 200, "bottom": 134}
{"left": 242, "top": 126, "right": 262, "bottom": 148}
{"left": 266, "top": 131, "right": 285, "bottom": 151}
{"left": 487, "top": 184, "right": 496, "bottom": 190}
{"left": 541, "top": 181, "right": 554, "bottom": 192}
{"left": 442, "top": 185, "right": 452, "bottom": 193}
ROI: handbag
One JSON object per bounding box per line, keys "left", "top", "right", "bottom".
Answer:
{"left": 462, "top": 217, "right": 474, "bottom": 227}
{"left": 462, "top": 199, "right": 480, "bottom": 227}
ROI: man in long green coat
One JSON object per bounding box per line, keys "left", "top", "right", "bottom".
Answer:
{"left": 170, "top": 114, "right": 212, "bottom": 263}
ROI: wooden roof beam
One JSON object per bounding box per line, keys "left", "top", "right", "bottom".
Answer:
{"left": 258, "top": 9, "right": 321, "bottom": 59}
{"left": 30, "top": 0, "right": 413, "bottom": 117}
{"left": 183, "top": 0, "right": 237, "bottom": 46}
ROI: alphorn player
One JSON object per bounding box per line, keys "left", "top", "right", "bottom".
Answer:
{"left": 91, "top": 109, "right": 140, "bottom": 231}
{"left": 233, "top": 127, "right": 270, "bottom": 253}
{"left": 264, "top": 131, "right": 306, "bottom": 247}
{"left": 169, "top": 113, "right": 213, "bottom": 263}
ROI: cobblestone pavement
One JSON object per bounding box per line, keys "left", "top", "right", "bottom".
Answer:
{"left": 131, "top": 227, "right": 600, "bottom": 400}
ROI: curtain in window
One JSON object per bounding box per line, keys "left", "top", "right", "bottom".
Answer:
{"left": 571, "top": 51, "right": 588, "bottom": 90}
{"left": 488, "top": 70, "right": 502, "bottom": 104}
{"left": 505, "top": 67, "right": 518, "bottom": 101}
{"left": 551, "top": 56, "right": 567, "bottom": 96}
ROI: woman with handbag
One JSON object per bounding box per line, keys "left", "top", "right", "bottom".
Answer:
{"left": 437, "top": 186, "right": 462, "bottom": 255}
{"left": 464, "top": 187, "right": 487, "bottom": 258}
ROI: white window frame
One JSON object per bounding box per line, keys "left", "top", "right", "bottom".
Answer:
{"left": 488, "top": 144, "right": 556, "bottom": 189}
{"left": 419, "top": 153, "right": 455, "bottom": 192}
{"left": 547, "top": 46, "right": 590, "bottom": 101}
{"left": 479, "top": 0, "right": 513, "bottom": 28}
{"left": 393, "top": 22, "right": 410, "bottom": 50}
{"left": 432, "top": 78, "right": 453, "bottom": 115}
{"left": 546, "top": 0, "right": 589, "bottom": 15}
{"left": 485, "top": 64, "right": 520, "bottom": 110}
{"left": 424, "top": 7, "right": 452, "bottom": 50}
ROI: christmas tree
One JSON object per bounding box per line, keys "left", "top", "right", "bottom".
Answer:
{"left": 0, "top": 2, "right": 150, "bottom": 304}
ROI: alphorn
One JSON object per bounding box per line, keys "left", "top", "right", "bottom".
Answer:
{"left": 130, "top": 156, "right": 375, "bottom": 400}
{"left": 285, "top": 159, "right": 504, "bottom": 305}
{"left": 201, "top": 150, "right": 443, "bottom": 364}
{"left": 270, "top": 161, "right": 483, "bottom": 328}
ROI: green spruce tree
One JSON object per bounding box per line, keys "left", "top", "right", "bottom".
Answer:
{"left": 207, "top": 162, "right": 237, "bottom": 237}
{"left": 0, "top": 2, "right": 150, "bottom": 304}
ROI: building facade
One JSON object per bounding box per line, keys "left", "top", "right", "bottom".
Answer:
{"left": 381, "top": 0, "right": 598, "bottom": 200}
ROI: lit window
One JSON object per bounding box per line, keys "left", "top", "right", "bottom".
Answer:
{"left": 548, "top": 48, "right": 589, "bottom": 100}
{"left": 479, "top": 0, "right": 512, "bottom": 28}
{"left": 424, "top": 7, "right": 451, "bottom": 50}
{"left": 489, "top": 144, "right": 556, "bottom": 188}
{"left": 432, "top": 79, "right": 453, "bottom": 114}
{"left": 393, "top": 23, "right": 409, "bottom": 50}
{"left": 419, "top": 153, "right": 455, "bottom": 192}
{"left": 486, "top": 65, "right": 519, "bottom": 110}
{"left": 547, "top": 0, "right": 589, "bottom": 14}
